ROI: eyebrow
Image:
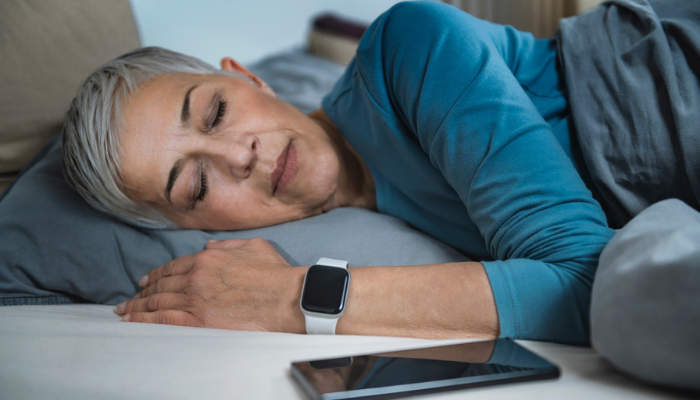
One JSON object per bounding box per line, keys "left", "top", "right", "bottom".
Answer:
{"left": 165, "top": 159, "right": 184, "bottom": 205}
{"left": 180, "top": 84, "right": 198, "bottom": 127}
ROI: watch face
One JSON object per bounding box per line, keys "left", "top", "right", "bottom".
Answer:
{"left": 301, "top": 265, "right": 350, "bottom": 314}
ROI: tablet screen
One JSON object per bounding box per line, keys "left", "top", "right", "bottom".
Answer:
{"left": 291, "top": 339, "right": 559, "bottom": 400}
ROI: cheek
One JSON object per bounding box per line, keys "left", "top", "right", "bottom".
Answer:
{"left": 312, "top": 154, "right": 339, "bottom": 183}
{"left": 206, "top": 182, "right": 280, "bottom": 227}
{"left": 300, "top": 150, "right": 340, "bottom": 199}
{"left": 208, "top": 184, "right": 253, "bottom": 218}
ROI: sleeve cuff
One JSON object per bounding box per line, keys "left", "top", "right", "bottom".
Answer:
{"left": 481, "top": 260, "right": 519, "bottom": 339}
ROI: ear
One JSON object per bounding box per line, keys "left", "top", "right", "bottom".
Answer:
{"left": 220, "top": 57, "right": 276, "bottom": 97}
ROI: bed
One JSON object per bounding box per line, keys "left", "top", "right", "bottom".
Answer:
{"left": 0, "top": 1, "right": 698, "bottom": 398}
{"left": 0, "top": 304, "right": 689, "bottom": 400}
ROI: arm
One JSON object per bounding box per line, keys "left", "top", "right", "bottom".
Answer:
{"left": 321, "top": 261, "right": 498, "bottom": 339}
{"left": 118, "top": 238, "right": 498, "bottom": 339}
{"left": 325, "top": 2, "right": 614, "bottom": 343}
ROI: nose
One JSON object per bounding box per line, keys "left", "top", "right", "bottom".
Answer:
{"left": 212, "top": 134, "right": 258, "bottom": 179}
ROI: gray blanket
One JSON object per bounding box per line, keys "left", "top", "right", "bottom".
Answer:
{"left": 558, "top": 0, "right": 700, "bottom": 229}
{"left": 591, "top": 199, "right": 700, "bottom": 391}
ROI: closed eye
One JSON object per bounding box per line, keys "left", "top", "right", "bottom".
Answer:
{"left": 210, "top": 99, "right": 226, "bottom": 130}
{"left": 191, "top": 163, "right": 207, "bottom": 209}
{"left": 197, "top": 169, "right": 207, "bottom": 202}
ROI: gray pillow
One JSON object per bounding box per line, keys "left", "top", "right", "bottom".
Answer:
{"left": 591, "top": 199, "right": 700, "bottom": 391}
{"left": 0, "top": 49, "right": 468, "bottom": 306}
{"left": 0, "top": 136, "right": 467, "bottom": 306}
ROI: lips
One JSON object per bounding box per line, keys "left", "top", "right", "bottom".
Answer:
{"left": 271, "top": 141, "right": 297, "bottom": 196}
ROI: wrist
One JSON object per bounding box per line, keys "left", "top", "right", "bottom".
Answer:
{"left": 299, "top": 258, "right": 351, "bottom": 335}
{"left": 283, "top": 265, "right": 309, "bottom": 334}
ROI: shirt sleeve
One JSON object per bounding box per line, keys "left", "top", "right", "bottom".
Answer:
{"left": 357, "top": 2, "right": 614, "bottom": 344}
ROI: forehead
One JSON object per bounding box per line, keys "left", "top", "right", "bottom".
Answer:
{"left": 117, "top": 74, "right": 198, "bottom": 202}
{"left": 122, "top": 73, "right": 196, "bottom": 123}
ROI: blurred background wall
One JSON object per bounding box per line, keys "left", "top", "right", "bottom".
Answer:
{"left": 129, "top": 0, "right": 605, "bottom": 67}
{"left": 129, "top": 0, "right": 411, "bottom": 66}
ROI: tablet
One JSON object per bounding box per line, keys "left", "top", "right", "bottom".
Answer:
{"left": 290, "top": 339, "right": 559, "bottom": 400}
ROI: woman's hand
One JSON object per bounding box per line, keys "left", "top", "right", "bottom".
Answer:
{"left": 115, "top": 238, "right": 306, "bottom": 333}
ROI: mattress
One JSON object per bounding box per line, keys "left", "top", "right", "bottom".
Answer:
{"left": 0, "top": 304, "right": 688, "bottom": 400}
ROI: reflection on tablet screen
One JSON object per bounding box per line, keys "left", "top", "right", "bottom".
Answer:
{"left": 291, "top": 339, "right": 559, "bottom": 400}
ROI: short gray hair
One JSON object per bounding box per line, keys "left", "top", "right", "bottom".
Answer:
{"left": 62, "top": 46, "right": 246, "bottom": 229}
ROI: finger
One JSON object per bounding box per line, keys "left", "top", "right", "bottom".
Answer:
{"left": 205, "top": 237, "right": 255, "bottom": 250}
{"left": 122, "top": 310, "right": 200, "bottom": 327}
{"left": 139, "top": 253, "right": 197, "bottom": 288}
{"left": 117, "top": 293, "right": 192, "bottom": 315}
{"left": 136, "top": 274, "right": 189, "bottom": 299}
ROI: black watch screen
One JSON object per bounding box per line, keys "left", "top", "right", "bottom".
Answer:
{"left": 301, "top": 265, "right": 350, "bottom": 315}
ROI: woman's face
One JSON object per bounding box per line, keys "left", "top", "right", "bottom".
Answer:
{"left": 118, "top": 58, "right": 341, "bottom": 230}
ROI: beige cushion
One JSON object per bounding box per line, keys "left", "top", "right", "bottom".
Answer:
{"left": 0, "top": 0, "right": 140, "bottom": 190}
{"left": 308, "top": 29, "right": 360, "bottom": 66}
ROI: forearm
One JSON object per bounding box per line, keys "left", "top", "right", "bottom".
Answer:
{"left": 286, "top": 262, "right": 499, "bottom": 339}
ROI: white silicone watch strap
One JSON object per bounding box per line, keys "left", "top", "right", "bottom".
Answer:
{"left": 315, "top": 257, "right": 348, "bottom": 269}
{"left": 304, "top": 258, "right": 348, "bottom": 335}
{"left": 305, "top": 313, "right": 340, "bottom": 335}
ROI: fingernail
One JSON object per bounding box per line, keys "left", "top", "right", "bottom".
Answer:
{"left": 138, "top": 275, "right": 148, "bottom": 287}
{"left": 207, "top": 238, "right": 218, "bottom": 244}
{"left": 116, "top": 301, "right": 126, "bottom": 314}
{"left": 132, "top": 292, "right": 140, "bottom": 300}
{"left": 122, "top": 314, "right": 132, "bottom": 322}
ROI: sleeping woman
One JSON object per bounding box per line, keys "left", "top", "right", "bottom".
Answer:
{"left": 60, "top": 1, "right": 699, "bottom": 345}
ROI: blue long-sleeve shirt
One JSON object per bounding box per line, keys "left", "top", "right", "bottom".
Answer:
{"left": 321, "top": 1, "right": 614, "bottom": 344}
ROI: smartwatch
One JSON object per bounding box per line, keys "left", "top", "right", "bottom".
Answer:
{"left": 300, "top": 257, "right": 350, "bottom": 335}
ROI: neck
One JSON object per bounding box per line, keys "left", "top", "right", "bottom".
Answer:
{"left": 308, "top": 109, "right": 377, "bottom": 212}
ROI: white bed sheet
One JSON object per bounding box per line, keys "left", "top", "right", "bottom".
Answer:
{"left": 0, "top": 305, "right": 692, "bottom": 400}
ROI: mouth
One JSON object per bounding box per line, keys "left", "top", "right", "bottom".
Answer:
{"left": 271, "top": 141, "right": 297, "bottom": 196}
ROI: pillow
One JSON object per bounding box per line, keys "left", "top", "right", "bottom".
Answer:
{"left": 591, "top": 199, "right": 700, "bottom": 391}
{"left": 0, "top": 0, "right": 140, "bottom": 194}
{"left": 0, "top": 49, "right": 468, "bottom": 306}
{"left": 0, "top": 137, "right": 467, "bottom": 306}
